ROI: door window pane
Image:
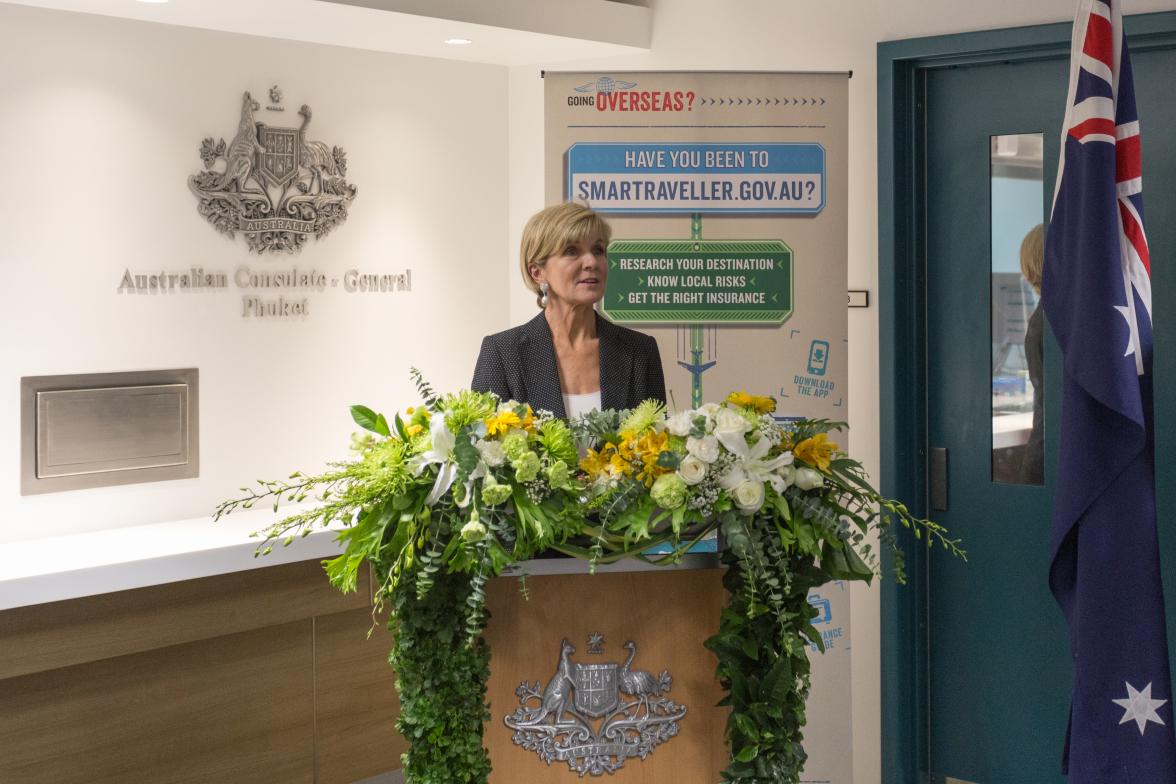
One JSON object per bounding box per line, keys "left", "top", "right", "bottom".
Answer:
{"left": 991, "top": 133, "right": 1044, "bottom": 485}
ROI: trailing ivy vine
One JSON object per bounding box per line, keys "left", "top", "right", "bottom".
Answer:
{"left": 388, "top": 570, "right": 492, "bottom": 782}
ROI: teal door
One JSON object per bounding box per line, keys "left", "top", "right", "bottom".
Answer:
{"left": 924, "top": 55, "right": 1069, "bottom": 784}
{"left": 918, "top": 29, "right": 1176, "bottom": 784}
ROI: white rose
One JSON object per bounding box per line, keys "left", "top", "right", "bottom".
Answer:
{"left": 663, "top": 410, "right": 694, "bottom": 436}
{"left": 686, "top": 435, "right": 720, "bottom": 463}
{"left": 732, "top": 480, "right": 765, "bottom": 514}
{"left": 794, "top": 466, "right": 825, "bottom": 491}
{"left": 678, "top": 455, "right": 708, "bottom": 485}
{"left": 476, "top": 439, "right": 506, "bottom": 467}
{"left": 714, "top": 407, "right": 751, "bottom": 437}
{"left": 713, "top": 408, "right": 753, "bottom": 454}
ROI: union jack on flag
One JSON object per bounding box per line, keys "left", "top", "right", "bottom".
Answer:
{"left": 1043, "top": 1, "right": 1176, "bottom": 781}
{"left": 1052, "top": 0, "right": 1151, "bottom": 372}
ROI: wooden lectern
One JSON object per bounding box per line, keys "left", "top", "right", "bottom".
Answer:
{"left": 482, "top": 556, "right": 729, "bottom": 782}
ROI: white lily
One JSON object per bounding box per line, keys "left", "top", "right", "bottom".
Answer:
{"left": 718, "top": 431, "right": 792, "bottom": 494}
{"left": 410, "top": 415, "right": 461, "bottom": 506}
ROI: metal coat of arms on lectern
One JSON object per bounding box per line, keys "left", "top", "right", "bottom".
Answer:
{"left": 504, "top": 637, "right": 686, "bottom": 776}
{"left": 188, "top": 90, "right": 358, "bottom": 254}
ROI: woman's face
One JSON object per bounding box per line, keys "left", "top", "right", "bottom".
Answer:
{"left": 534, "top": 236, "right": 608, "bottom": 308}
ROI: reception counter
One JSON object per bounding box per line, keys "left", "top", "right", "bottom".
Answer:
{"left": 0, "top": 515, "right": 728, "bottom": 783}
{"left": 0, "top": 511, "right": 404, "bottom": 784}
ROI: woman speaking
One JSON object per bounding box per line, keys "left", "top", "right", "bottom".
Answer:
{"left": 471, "top": 203, "right": 665, "bottom": 418}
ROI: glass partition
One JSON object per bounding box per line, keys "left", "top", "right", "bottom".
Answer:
{"left": 991, "top": 132, "right": 1044, "bottom": 485}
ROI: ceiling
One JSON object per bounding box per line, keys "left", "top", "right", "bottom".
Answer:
{"left": 1, "top": 0, "right": 651, "bottom": 66}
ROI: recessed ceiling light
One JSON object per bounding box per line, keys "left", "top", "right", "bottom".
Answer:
{"left": 444, "top": 38, "right": 473, "bottom": 45}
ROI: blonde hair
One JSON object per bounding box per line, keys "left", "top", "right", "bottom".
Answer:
{"left": 519, "top": 203, "right": 612, "bottom": 307}
{"left": 1020, "top": 223, "right": 1045, "bottom": 294}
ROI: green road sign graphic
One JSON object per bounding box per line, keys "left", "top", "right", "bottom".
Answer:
{"left": 603, "top": 239, "right": 794, "bottom": 325}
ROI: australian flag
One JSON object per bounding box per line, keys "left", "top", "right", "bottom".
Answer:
{"left": 1042, "top": 0, "right": 1176, "bottom": 780}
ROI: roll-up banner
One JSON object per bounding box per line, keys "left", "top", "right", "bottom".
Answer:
{"left": 544, "top": 71, "right": 851, "bottom": 783}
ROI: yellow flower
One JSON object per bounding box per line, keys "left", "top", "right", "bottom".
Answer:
{"left": 616, "top": 430, "right": 639, "bottom": 463}
{"left": 405, "top": 423, "right": 423, "bottom": 437}
{"left": 519, "top": 405, "right": 536, "bottom": 432}
{"left": 609, "top": 453, "right": 635, "bottom": 478}
{"left": 484, "top": 410, "right": 521, "bottom": 437}
{"left": 580, "top": 444, "right": 614, "bottom": 477}
{"left": 794, "top": 433, "right": 838, "bottom": 472}
{"left": 637, "top": 459, "right": 667, "bottom": 486}
{"left": 635, "top": 430, "right": 669, "bottom": 461}
{"left": 633, "top": 431, "right": 671, "bottom": 486}
{"left": 726, "top": 391, "right": 776, "bottom": 414}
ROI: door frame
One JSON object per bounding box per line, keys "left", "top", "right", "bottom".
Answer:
{"left": 878, "top": 12, "right": 1176, "bottom": 784}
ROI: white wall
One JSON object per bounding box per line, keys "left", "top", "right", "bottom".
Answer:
{"left": 0, "top": 4, "right": 508, "bottom": 544}
{"left": 505, "top": 1, "right": 1176, "bottom": 781}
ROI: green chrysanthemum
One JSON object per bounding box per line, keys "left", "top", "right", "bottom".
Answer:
{"left": 619, "top": 399, "right": 666, "bottom": 435}
{"left": 351, "top": 437, "right": 412, "bottom": 494}
{"left": 537, "top": 419, "right": 578, "bottom": 465}
{"left": 439, "top": 389, "right": 497, "bottom": 431}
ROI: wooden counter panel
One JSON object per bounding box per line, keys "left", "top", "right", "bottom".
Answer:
{"left": 483, "top": 568, "right": 730, "bottom": 783}
{"left": 0, "top": 560, "right": 368, "bottom": 680}
{"left": 314, "top": 606, "right": 406, "bottom": 784}
{"left": 0, "top": 620, "right": 316, "bottom": 784}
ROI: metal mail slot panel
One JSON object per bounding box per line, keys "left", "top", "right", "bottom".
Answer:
{"left": 21, "top": 369, "right": 199, "bottom": 495}
{"left": 36, "top": 385, "right": 189, "bottom": 478}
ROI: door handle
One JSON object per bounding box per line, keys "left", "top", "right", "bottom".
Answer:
{"left": 930, "top": 447, "right": 949, "bottom": 511}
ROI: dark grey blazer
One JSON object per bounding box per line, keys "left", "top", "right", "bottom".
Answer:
{"left": 471, "top": 312, "right": 666, "bottom": 418}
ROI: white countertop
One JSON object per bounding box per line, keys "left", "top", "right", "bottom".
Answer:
{"left": 0, "top": 508, "right": 722, "bottom": 612}
{"left": 0, "top": 506, "right": 347, "bottom": 611}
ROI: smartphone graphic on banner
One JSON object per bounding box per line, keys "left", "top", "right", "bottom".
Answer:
{"left": 807, "top": 340, "right": 830, "bottom": 376}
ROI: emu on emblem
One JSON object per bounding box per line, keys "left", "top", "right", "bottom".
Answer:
{"left": 504, "top": 638, "right": 685, "bottom": 776}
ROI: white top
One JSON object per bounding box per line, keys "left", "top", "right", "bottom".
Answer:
{"left": 562, "top": 390, "right": 602, "bottom": 419}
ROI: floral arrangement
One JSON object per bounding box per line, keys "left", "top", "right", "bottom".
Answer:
{"left": 215, "top": 373, "right": 962, "bottom": 784}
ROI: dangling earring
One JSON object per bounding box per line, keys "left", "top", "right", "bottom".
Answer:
{"left": 539, "top": 282, "right": 549, "bottom": 308}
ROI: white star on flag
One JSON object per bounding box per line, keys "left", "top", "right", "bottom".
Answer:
{"left": 1114, "top": 303, "right": 1145, "bottom": 374}
{"left": 1113, "top": 681, "right": 1168, "bottom": 735}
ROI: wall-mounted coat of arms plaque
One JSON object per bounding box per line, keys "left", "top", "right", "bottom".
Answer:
{"left": 188, "top": 91, "right": 358, "bottom": 254}
{"left": 504, "top": 638, "right": 686, "bottom": 776}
